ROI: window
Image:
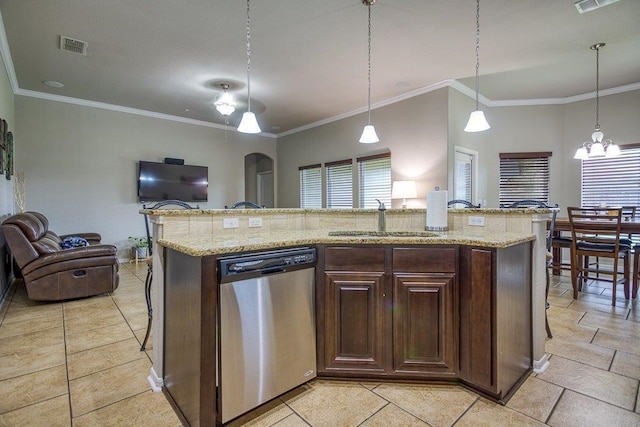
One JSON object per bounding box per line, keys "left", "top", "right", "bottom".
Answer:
{"left": 581, "top": 144, "right": 640, "bottom": 207}
{"left": 326, "top": 159, "right": 353, "bottom": 208}
{"left": 299, "top": 164, "right": 321, "bottom": 208}
{"left": 358, "top": 153, "right": 391, "bottom": 208}
{"left": 499, "top": 152, "right": 551, "bottom": 206}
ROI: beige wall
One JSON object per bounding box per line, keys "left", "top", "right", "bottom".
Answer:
{"left": 277, "top": 87, "right": 640, "bottom": 213}
{"left": 14, "top": 96, "right": 276, "bottom": 258}
{"left": 454, "top": 89, "right": 640, "bottom": 211}
{"left": 277, "top": 88, "right": 449, "bottom": 208}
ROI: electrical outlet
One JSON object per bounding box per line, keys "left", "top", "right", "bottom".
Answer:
{"left": 248, "top": 217, "right": 263, "bottom": 227}
{"left": 222, "top": 218, "right": 239, "bottom": 229}
{"left": 468, "top": 216, "right": 485, "bottom": 226}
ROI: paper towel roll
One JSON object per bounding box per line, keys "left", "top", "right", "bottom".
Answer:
{"left": 426, "top": 189, "right": 448, "bottom": 231}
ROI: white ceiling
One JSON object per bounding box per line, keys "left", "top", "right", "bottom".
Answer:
{"left": 1, "top": 0, "right": 639, "bottom": 135}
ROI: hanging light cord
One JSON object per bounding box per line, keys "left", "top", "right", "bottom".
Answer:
{"left": 595, "top": 45, "right": 600, "bottom": 130}
{"left": 245, "top": 0, "right": 252, "bottom": 113}
{"left": 474, "top": 0, "right": 480, "bottom": 110}
{"left": 366, "top": 2, "right": 372, "bottom": 125}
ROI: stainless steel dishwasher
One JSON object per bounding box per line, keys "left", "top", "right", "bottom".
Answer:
{"left": 218, "top": 247, "right": 317, "bottom": 423}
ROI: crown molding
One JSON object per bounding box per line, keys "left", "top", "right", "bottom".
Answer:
{"left": 0, "top": 10, "right": 18, "bottom": 93}
{"left": 15, "top": 88, "right": 277, "bottom": 138}
{"left": 277, "top": 79, "right": 455, "bottom": 138}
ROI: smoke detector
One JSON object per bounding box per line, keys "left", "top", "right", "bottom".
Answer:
{"left": 574, "top": 0, "right": 621, "bottom": 14}
{"left": 59, "top": 36, "right": 88, "bottom": 55}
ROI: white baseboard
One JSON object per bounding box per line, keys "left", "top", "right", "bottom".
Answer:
{"left": 533, "top": 352, "right": 551, "bottom": 374}
{"left": 147, "top": 367, "right": 163, "bottom": 392}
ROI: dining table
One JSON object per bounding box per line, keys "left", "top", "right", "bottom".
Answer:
{"left": 549, "top": 215, "right": 640, "bottom": 275}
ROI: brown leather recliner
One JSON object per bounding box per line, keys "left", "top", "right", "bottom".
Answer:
{"left": 1, "top": 211, "right": 119, "bottom": 301}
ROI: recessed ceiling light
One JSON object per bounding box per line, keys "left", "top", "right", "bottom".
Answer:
{"left": 42, "top": 80, "right": 64, "bottom": 88}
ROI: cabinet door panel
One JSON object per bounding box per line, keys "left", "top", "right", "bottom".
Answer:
{"left": 459, "top": 247, "right": 495, "bottom": 391}
{"left": 323, "top": 272, "right": 385, "bottom": 372}
{"left": 393, "top": 273, "right": 456, "bottom": 374}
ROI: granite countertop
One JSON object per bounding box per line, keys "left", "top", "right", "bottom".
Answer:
{"left": 158, "top": 229, "right": 536, "bottom": 257}
{"left": 141, "top": 207, "right": 552, "bottom": 215}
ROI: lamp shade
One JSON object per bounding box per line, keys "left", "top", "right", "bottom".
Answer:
{"left": 464, "top": 110, "right": 491, "bottom": 132}
{"left": 589, "top": 142, "right": 605, "bottom": 157}
{"left": 606, "top": 143, "right": 620, "bottom": 157}
{"left": 237, "top": 111, "right": 261, "bottom": 134}
{"left": 359, "top": 125, "right": 379, "bottom": 143}
{"left": 573, "top": 147, "right": 589, "bottom": 160}
{"left": 392, "top": 181, "right": 418, "bottom": 199}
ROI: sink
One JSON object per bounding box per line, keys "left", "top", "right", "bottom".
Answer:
{"left": 328, "top": 230, "right": 440, "bottom": 238}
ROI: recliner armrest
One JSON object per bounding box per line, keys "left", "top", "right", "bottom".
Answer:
{"left": 22, "top": 244, "right": 117, "bottom": 276}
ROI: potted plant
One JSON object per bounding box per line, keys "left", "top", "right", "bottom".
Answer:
{"left": 128, "top": 236, "right": 149, "bottom": 259}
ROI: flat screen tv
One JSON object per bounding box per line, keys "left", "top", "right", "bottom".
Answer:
{"left": 137, "top": 161, "right": 208, "bottom": 203}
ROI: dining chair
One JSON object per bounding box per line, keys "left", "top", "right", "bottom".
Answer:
{"left": 447, "top": 199, "right": 480, "bottom": 208}
{"left": 567, "top": 207, "right": 631, "bottom": 306}
{"left": 502, "top": 199, "right": 556, "bottom": 338}
{"left": 140, "top": 200, "right": 198, "bottom": 351}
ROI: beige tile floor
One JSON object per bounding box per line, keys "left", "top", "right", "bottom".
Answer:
{"left": 0, "top": 263, "right": 639, "bottom": 426}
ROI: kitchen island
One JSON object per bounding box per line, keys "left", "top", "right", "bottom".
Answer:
{"left": 143, "top": 208, "right": 549, "bottom": 426}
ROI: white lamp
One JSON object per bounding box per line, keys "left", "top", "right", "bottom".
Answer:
{"left": 464, "top": 0, "right": 490, "bottom": 133}
{"left": 237, "top": 0, "right": 261, "bottom": 134}
{"left": 359, "top": 0, "right": 379, "bottom": 144}
{"left": 392, "top": 181, "right": 417, "bottom": 208}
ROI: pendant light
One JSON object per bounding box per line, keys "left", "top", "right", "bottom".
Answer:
{"left": 464, "top": 0, "right": 490, "bottom": 133}
{"left": 237, "top": 0, "right": 261, "bottom": 134}
{"left": 359, "top": 0, "right": 379, "bottom": 144}
{"left": 573, "top": 43, "right": 619, "bottom": 160}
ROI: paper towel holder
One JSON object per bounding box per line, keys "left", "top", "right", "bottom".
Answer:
{"left": 425, "top": 186, "right": 449, "bottom": 232}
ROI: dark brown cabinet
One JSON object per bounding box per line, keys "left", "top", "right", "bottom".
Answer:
{"left": 318, "top": 245, "right": 458, "bottom": 379}
{"left": 458, "top": 244, "right": 532, "bottom": 401}
{"left": 321, "top": 247, "right": 386, "bottom": 373}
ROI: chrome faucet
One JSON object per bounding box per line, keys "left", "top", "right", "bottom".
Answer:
{"left": 376, "top": 199, "right": 386, "bottom": 232}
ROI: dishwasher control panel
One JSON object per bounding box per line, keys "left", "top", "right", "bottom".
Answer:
{"left": 218, "top": 247, "right": 316, "bottom": 283}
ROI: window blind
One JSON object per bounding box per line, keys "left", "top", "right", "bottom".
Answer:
{"left": 499, "top": 152, "right": 551, "bottom": 206}
{"left": 299, "top": 164, "right": 322, "bottom": 208}
{"left": 358, "top": 153, "right": 391, "bottom": 208}
{"left": 326, "top": 159, "right": 353, "bottom": 209}
{"left": 581, "top": 145, "right": 640, "bottom": 207}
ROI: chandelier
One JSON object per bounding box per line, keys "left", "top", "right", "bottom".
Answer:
{"left": 573, "top": 43, "right": 619, "bottom": 160}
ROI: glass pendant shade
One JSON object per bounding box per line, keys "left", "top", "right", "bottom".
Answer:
{"left": 573, "top": 147, "right": 589, "bottom": 160}
{"left": 237, "top": 111, "right": 261, "bottom": 134}
{"left": 359, "top": 125, "right": 379, "bottom": 144}
{"left": 214, "top": 91, "right": 236, "bottom": 116}
{"left": 464, "top": 110, "right": 491, "bottom": 132}
{"left": 606, "top": 143, "right": 620, "bottom": 157}
{"left": 589, "top": 141, "right": 605, "bottom": 157}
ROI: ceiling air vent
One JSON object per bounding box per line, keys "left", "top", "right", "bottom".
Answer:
{"left": 574, "top": 0, "right": 621, "bottom": 14}
{"left": 59, "top": 36, "right": 88, "bottom": 55}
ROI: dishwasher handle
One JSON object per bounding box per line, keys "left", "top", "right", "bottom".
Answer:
{"left": 261, "top": 267, "right": 286, "bottom": 275}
